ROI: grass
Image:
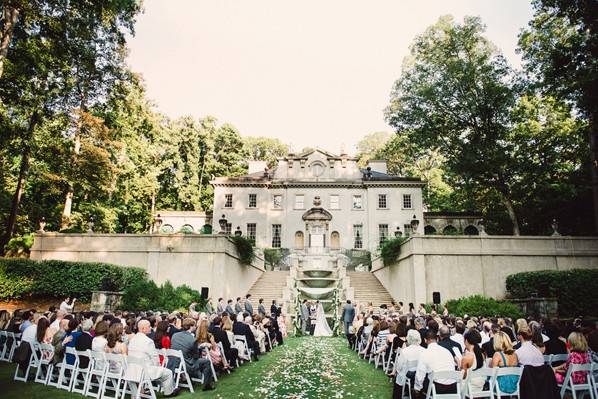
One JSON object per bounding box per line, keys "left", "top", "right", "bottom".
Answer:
{"left": 0, "top": 336, "right": 392, "bottom": 399}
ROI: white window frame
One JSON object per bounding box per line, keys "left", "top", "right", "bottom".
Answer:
{"left": 248, "top": 193, "right": 257, "bottom": 208}
{"left": 272, "top": 224, "right": 282, "bottom": 248}
{"left": 378, "top": 194, "right": 388, "bottom": 209}
{"left": 224, "top": 194, "right": 233, "bottom": 208}
{"left": 272, "top": 194, "right": 283, "bottom": 209}
{"left": 402, "top": 194, "right": 413, "bottom": 209}
{"left": 294, "top": 194, "right": 305, "bottom": 210}
{"left": 330, "top": 194, "right": 340, "bottom": 210}
{"left": 378, "top": 224, "right": 389, "bottom": 247}
{"left": 353, "top": 224, "right": 363, "bottom": 249}
{"left": 247, "top": 223, "right": 256, "bottom": 242}
{"left": 352, "top": 195, "right": 363, "bottom": 210}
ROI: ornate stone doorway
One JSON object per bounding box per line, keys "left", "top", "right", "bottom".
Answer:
{"left": 302, "top": 196, "right": 333, "bottom": 251}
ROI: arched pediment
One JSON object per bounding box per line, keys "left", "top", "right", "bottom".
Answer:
{"left": 302, "top": 207, "right": 332, "bottom": 221}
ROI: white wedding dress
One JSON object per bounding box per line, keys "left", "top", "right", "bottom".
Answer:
{"left": 313, "top": 303, "right": 333, "bottom": 337}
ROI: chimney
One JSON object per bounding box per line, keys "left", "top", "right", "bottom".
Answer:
{"left": 367, "top": 160, "right": 387, "bottom": 174}
{"left": 248, "top": 160, "right": 268, "bottom": 175}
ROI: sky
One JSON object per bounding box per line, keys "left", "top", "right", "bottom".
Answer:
{"left": 126, "top": 0, "right": 535, "bottom": 155}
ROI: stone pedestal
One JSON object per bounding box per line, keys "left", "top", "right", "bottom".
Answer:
{"left": 509, "top": 297, "right": 558, "bottom": 319}
{"left": 91, "top": 291, "right": 124, "bottom": 312}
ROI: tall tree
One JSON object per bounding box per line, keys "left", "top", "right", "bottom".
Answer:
{"left": 243, "top": 136, "right": 288, "bottom": 169}
{"left": 385, "top": 16, "right": 521, "bottom": 234}
{"left": 355, "top": 131, "right": 391, "bottom": 167}
{"left": 518, "top": 0, "right": 598, "bottom": 233}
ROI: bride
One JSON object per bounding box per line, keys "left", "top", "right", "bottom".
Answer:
{"left": 313, "top": 300, "right": 333, "bottom": 337}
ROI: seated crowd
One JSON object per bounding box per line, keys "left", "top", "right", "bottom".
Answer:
{"left": 348, "top": 301, "right": 598, "bottom": 398}
{"left": 0, "top": 293, "right": 287, "bottom": 396}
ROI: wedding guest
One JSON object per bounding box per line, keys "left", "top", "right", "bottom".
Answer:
{"left": 414, "top": 330, "right": 458, "bottom": 395}
{"left": 196, "top": 319, "right": 231, "bottom": 372}
{"left": 244, "top": 294, "right": 254, "bottom": 315}
{"left": 211, "top": 316, "right": 238, "bottom": 368}
{"left": 450, "top": 320, "right": 465, "bottom": 352}
{"left": 167, "top": 314, "right": 181, "bottom": 338}
{"left": 50, "top": 310, "right": 66, "bottom": 331}
{"left": 490, "top": 331, "right": 519, "bottom": 395}
{"left": 19, "top": 311, "right": 34, "bottom": 333}
{"left": 92, "top": 321, "right": 109, "bottom": 352}
{"left": 515, "top": 327, "right": 544, "bottom": 366}
{"left": 392, "top": 329, "right": 425, "bottom": 397}
{"left": 170, "top": 318, "right": 215, "bottom": 391}
{"left": 553, "top": 332, "right": 591, "bottom": 385}
{"left": 438, "top": 325, "right": 462, "bottom": 357}
{"left": 205, "top": 298, "right": 214, "bottom": 315}
{"left": 104, "top": 322, "right": 127, "bottom": 371}
{"left": 235, "top": 297, "right": 242, "bottom": 314}
{"left": 258, "top": 299, "right": 266, "bottom": 317}
{"left": 461, "top": 329, "right": 485, "bottom": 393}
{"left": 216, "top": 298, "right": 225, "bottom": 314}
{"left": 225, "top": 300, "right": 234, "bottom": 316}
{"left": 51, "top": 319, "right": 71, "bottom": 365}
{"left": 233, "top": 313, "right": 260, "bottom": 360}
{"left": 154, "top": 320, "right": 171, "bottom": 365}
{"left": 128, "top": 319, "right": 180, "bottom": 397}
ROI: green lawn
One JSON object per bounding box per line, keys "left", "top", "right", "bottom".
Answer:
{"left": 0, "top": 336, "right": 392, "bottom": 399}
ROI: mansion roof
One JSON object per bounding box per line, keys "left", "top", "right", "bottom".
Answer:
{"left": 211, "top": 148, "right": 424, "bottom": 188}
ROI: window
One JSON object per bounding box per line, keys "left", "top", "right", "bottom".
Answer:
{"left": 378, "top": 194, "right": 387, "bottom": 209}
{"left": 273, "top": 194, "right": 283, "bottom": 209}
{"left": 353, "top": 225, "right": 363, "bottom": 249}
{"left": 247, "top": 223, "right": 256, "bottom": 242}
{"left": 378, "top": 224, "right": 389, "bottom": 247}
{"left": 330, "top": 195, "right": 340, "bottom": 210}
{"left": 403, "top": 194, "right": 412, "bottom": 209}
{"left": 295, "top": 194, "right": 305, "bottom": 209}
{"left": 272, "top": 224, "right": 282, "bottom": 248}
{"left": 352, "top": 195, "right": 362, "bottom": 210}
{"left": 248, "top": 194, "right": 257, "bottom": 208}
{"left": 224, "top": 194, "right": 233, "bottom": 208}
{"left": 404, "top": 224, "right": 412, "bottom": 235}
{"left": 224, "top": 223, "right": 232, "bottom": 235}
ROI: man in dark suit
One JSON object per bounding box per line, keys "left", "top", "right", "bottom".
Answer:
{"left": 170, "top": 318, "right": 215, "bottom": 391}
{"left": 341, "top": 300, "right": 356, "bottom": 346}
{"left": 270, "top": 300, "right": 281, "bottom": 318}
{"left": 244, "top": 294, "right": 254, "bottom": 315}
{"left": 234, "top": 297, "right": 242, "bottom": 314}
{"left": 232, "top": 314, "right": 260, "bottom": 360}
{"left": 211, "top": 316, "right": 238, "bottom": 368}
{"left": 482, "top": 324, "right": 499, "bottom": 358}
{"left": 167, "top": 314, "right": 181, "bottom": 338}
{"left": 437, "top": 325, "right": 462, "bottom": 358}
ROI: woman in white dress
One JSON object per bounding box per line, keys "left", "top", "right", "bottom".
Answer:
{"left": 313, "top": 301, "right": 333, "bottom": 337}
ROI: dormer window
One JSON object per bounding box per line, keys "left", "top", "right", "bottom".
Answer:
{"left": 310, "top": 161, "right": 325, "bottom": 177}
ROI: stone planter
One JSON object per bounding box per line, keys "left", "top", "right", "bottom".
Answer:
{"left": 509, "top": 297, "right": 558, "bottom": 319}
{"left": 91, "top": 291, "right": 124, "bottom": 312}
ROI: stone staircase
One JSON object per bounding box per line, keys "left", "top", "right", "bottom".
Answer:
{"left": 246, "top": 271, "right": 290, "bottom": 313}
{"left": 347, "top": 271, "right": 395, "bottom": 309}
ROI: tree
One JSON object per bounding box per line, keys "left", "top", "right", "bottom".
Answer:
{"left": 518, "top": 0, "right": 598, "bottom": 233}
{"left": 243, "top": 136, "right": 288, "bottom": 169}
{"left": 355, "top": 131, "right": 391, "bottom": 167}
{"left": 385, "top": 16, "right": 521, "bottom": 234}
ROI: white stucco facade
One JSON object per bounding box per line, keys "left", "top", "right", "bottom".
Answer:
{"left": 211, "top": 149, "right": 425, "bottom": 252}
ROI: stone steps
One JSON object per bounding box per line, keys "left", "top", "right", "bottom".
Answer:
{"left": 246, "top": 271, "right": 289, "bottom": 313}
{"left": 347, "top": 271, "right": 395, "bottom": 309}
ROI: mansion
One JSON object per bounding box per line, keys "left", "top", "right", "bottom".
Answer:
{"left": 210, "top": 149, "right": 425, "bottom": 252}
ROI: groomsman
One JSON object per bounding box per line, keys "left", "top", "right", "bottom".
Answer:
{"left": 235, "top": 297, "right": 242, "bottom": 314}
{"left": 258, "top": 298, "right": 266, "bottom": 317}
{"left": 216, "top": 298, "right": 225, "bottom": 314}
{"left": 225, "top": 299, "right": 234, "bottom": 316}
{"left": 341, "top": 300, "right": 355, "bottom": 346}
{"left": 300, "top": 300, "right": 310, "bottom": 335}
{"left": 244, "top": 294, "right": 254, "bottom": 315}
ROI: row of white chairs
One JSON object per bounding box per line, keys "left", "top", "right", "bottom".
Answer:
{"left": 12, "top": 341, "right": 223, "bottom": 398}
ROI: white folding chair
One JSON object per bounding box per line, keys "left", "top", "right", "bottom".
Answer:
{"left": 425, "top": 370, "right": 463, "bottom": 399}
{"left": 190, "top": 344, "right": 218, "bottom": 385}
{"left": 14, "top": 341, "right": 40, "bottom": 382}
{"left": 387, "top": 346, "right": 400, "bottom": 374}
{"left": 72, "top": 349, "right": 93, "bottom": 395}
{"left": 120, "top": 356, "right": 157, "bottom": 399}
{"left": 55, "top": 347, "right": 79, "bottom": 390}
{"left": 101, "top": 353, "right": 126, "bottom": 399}
{"left": 165, "top": 349, "right": 194, "bottom": 393}
{"left": 0, "top": 331, "right": 8, "bottom": 361}
{"left": 85, "top": 351, "right": 107, "bottom": 398}
{"left": 551, "top": 354, "right": 569, "bottom": 367}
{"left": 463, "top": 367, "right": 495, "bottom": 399}
{"left": 374, "top": 336, "right": 388, "bottom": 369}
{"left": 397, "top": 359, "right": 418, "bottom": 399}
{"left": 216, "top": 342, "right": 231, "bottom": 374}
{"left": 34, "top": 343, "right": 55, "bottom": 385}
{"left": 494, "top": 366, "right": 523, "bottom": 399}
{"left": 234, "top": 335, "right": 252, "bottom": 362}
{"left": 7, "top": 332, "right": 20, "bottom": 362}
{"left": 559, "top": 363, "right": 595, "bottom": 399}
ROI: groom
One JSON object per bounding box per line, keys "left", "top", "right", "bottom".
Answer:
{"left": 300, "top": 299, "right": 310, "bottom": 335}
{"left": 341, "top": 300, "right": 355, "bottom": 345}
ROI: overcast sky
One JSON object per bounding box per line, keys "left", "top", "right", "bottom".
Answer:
{"left": 126, "top": 0, "right": 534, "bottom": 155}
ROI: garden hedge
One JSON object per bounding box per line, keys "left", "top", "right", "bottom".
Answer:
{"left": 0, "top": 258, "right": 147, "bottom": 302}
{"left": 506, "top": 269, "right": 598, "bottom": 317}
{"left": 445, "top": 295, "right": 524, "bottom": 320}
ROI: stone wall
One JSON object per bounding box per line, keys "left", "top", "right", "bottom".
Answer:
{"left": 30, "top": 234, "right": 265, "bottom": 301}
{"left": 372, "top": 236, "right": 598, "bottom": 305}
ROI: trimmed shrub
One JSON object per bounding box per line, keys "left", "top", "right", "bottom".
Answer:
{"left": 446, "top": 295, "right": 524, "bottom": 320}
{"left": 0, "top": 258, "right": 147, "bottom": 302}
{"left": 120, "top": 280, "right": 205, "bottom": 312}
{"left": 506, "top": 269, "right": 598, "bottom": 317}
{"left": 4, "top": 234, "right": 35, "bottom": 257}
{"left": 379, "top": 236, "right": 407, "bottom": 266}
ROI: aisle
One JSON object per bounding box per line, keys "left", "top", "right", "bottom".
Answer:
{"left": 0, "top": 336, "right": 392, "bottom": 399}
